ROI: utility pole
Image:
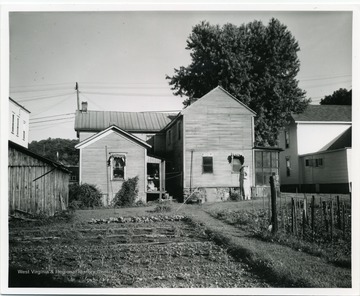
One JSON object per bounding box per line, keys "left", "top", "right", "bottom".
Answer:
{"left": 75, "top": 82, "right": 80, "bottom": 111}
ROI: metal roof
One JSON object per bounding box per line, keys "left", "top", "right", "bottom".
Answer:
{"left": 292, "top": 105, "right": 352, "bottom": 122}
{"left": 74, "top": 110, "right": 178, "bottom": 133}
{"left": 321, "top": 126, "right": 352, "bottom": 151}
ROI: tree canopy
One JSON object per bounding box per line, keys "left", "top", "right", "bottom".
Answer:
{"left": 166, "top": 19, "right": 310, "bottom": 146}
{"left": 28, "top": 138, "right": 79, "bottom": 165}
{"left": 320, "top": 88, "right": 352, "bottom": 105}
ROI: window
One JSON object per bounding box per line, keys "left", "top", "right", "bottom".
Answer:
{"left": 177, "top": 122, "right": 181, "bottom": 140}
{"left": 167, "top": 130, "right": 172, "bottom": 146}
{"left": 305, "top": 158, "right": 323, "bottom": 167}
{"left": 16, "top": 117, "right": 20, "bottom": 137}
{"left": 23, "top": 130, "right": 26, "bottom": 141}
{"left": 285, "top": 130, "right": 290, "bottom": 148}
{"left": 11, "top": 114, "right": 15, "bottom": 134}
{"left": 110, "top": 155, "right": 126, "bottom": 180}
{"left": 286, "top": 157, "right": 291, "bottom": 177}
{"left": 231, "top": 156, "right": 242, "bottom": 173}
{"left": 255, "top": 151, "right": 279, "bottom": 185}
{"left": 202, "top": 156, "right": 213, "bottom": 173}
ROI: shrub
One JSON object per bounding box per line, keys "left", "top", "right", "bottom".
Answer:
{"left": 153, "top": 204, "right": 172, "bottom": 213}
{"left": 68, "top": 183, "right": 103, "bottom": 209}
{"left": 230, "top": 190, "right": 241, "bottom": 201}
{"left": 113, "top": 176, "right": 139, "bottom": 207}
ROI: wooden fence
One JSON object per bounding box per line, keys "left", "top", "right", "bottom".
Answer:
{"left": 266, "top": 191, "right": 351, "bottom": 241}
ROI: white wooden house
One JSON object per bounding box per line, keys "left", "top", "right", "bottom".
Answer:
{"left": 9, "top": 97, "right": 30, "bottom": 148}
{"left": 75, "top": 86, "right": 281, "bottom": 203}
{"left": 278, "top": 105, "right": 352, "bottom": 193}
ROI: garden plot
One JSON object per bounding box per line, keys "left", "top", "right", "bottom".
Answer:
{"left": 9, "top": 214, "right": 269, "bottom": 288}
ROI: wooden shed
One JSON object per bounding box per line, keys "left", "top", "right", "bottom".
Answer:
{"left": 8, "top": 141, "right": 70, "bottom": 217}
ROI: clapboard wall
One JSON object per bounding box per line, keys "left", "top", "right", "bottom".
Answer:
{"left": 8, "top": 141, "right": 69, "bottom": 216}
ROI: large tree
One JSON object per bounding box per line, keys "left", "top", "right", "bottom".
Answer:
{"left": 166, "top": 19, "right": 310, "bottom": 146}
{"left": 320, "top": 88, "right": 352, "bottom": 105}
{"left": 28, "top": 138, "right": 79, "bottom": 165}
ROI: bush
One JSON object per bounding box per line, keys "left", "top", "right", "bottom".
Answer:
{"left": 230, "top": 190, "right": 241, "bottom": 201}
{"left": 153, "top": 204, "right": 172, "bottom": 213}
{"left": 69, "top": 183, "right": 103, "bottom": 209}
{"left": 113, "top": 176, "right": 139, "bottom": 207}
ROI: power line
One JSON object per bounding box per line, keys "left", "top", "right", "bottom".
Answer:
{"left": 31, "top": 112, "right": 75, "bottom": 121}
{"left": 10, "top": 82, "right": 74, "bottom": 89}
{"left": 30, "top": 116, "right": 75, "bottom": 125}
{"left": 82, "top": 91, "right": 173, "bottom": 97}
{"left": 298, "top": 74, "right": 351, "bottom": 81}
{"left": 16, "top": 92, "right": 76, "bottom": 102}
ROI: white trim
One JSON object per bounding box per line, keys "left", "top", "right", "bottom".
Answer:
{"left": 296, "top": 121, "right": 352, "bottom": 124}
{"left": 181, "top": 86, "right": 257, "bottom": 116}
{"left": 75, "top": 125, "right": 151, "bottom": 150}
{"left": 299, "top": 147, "right": 351, "bottom": 157}
{"left": 79, "top": 148, "right": 82, "bottom": 184}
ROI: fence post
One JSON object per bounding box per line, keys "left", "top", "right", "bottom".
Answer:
{"left": 311, "top": 195, "right": 315, "bottom": 237}
{"left": 342, "top": 201, "right": 346, "bottom": 238}
{"left": 330, "top": 199, "right": 334, "bottom": 242}
{"left": 291, "top": 198, "right": 295, "bottom": 234}
{"left": 303, "top": 195, "right": 308, "bottom": 225}
{"left": 336, "top": 195, "right": 341, "bottom": 229}
{"left": 302, "top": 207, "right": 306, "bottom": 237}
{"left": 270, "top": 176, "right": 278, "bottom": 233}
{"left": 322, "top": 201, "right": 328, "bottom": 233}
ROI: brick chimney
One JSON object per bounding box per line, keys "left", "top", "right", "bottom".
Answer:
{"left": 81, "top": 101, "right": 88, "bottom": 112}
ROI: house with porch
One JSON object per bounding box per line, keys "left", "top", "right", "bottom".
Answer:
{"left": 74, "top": 86, "right": 281, "bottom": 204}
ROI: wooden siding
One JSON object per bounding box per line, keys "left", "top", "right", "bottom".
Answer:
{"left": 165, "top": 117, "right": 183, "bottom": 196}
{"left": 80, "top": 131, "right": 146, "bottom": 202}
{"left": 301, "top": 149, "right": 350, "bottom": 184}
{"left": 8, "top": 147, "right": 69, "bottom": 216}
{"left": 182, "top": 89, "right": 254, "bottom": 188}
{"left": 279, "top": 122, "right": 300, "bottom": 185}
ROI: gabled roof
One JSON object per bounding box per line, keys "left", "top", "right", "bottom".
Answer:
{"left": 321, "top": 126, "right": 352, "bottom": 151}
{"left": 74, "top": 110, "right": 177, "bottom": 133}
{"left": 181, "top": 86, "right": 257, "bottom": 116}
{"left": 75, "top": 125, "right": 151, "bottom": 150}
{"left": 9, "top": 141, "right": 69, "bottom": 173}
{"left": 292, "top": 105, "right": 351, "bottom": 122}
{"left": 9, "top": 97, "right": 31, "bottom": 113}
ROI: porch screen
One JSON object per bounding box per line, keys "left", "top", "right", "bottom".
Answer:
{"left": 255, "top": 151, "right": 278, "bottom": 186}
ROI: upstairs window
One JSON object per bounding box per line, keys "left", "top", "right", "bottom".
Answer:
{"left": 202, "top": 156, "right": 213, "bottom": 174}
{"left": 167, "top": 130, "right": 172, "bottom": 146}
{"left": 16, "top": 117, "right": 20, "bottom": 137}
{"left": 177, "top": 122, "right": 181, "bottom": 140}
{"left": 23, "top": 130, "right": 26, "bottom": 141}
{"left": 286, "top": 157, "right": 291, "bottom": 177}
{"left": 11, "top": 114, "right": 15, "bottom": 134}
{"left": 285, "top": 130, "right": 290, "bottom": 148}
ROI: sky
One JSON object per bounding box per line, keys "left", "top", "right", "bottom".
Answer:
{"left": 8, "top": 9, "right": 353, "bottom": 142}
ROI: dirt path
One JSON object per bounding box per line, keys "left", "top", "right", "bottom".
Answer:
{"left": 182, "top": 205, "right": 351, "bottom": 288}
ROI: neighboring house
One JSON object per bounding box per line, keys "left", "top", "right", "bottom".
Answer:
{"left": 9, "top": 97, "right": 30, "bottom": 148}
{"left": 8, "top": 141, "right": 70, "bottom": 216}
{"left": 75, "top": 86, "right": 282, "bottom": 204}
{"left": 162, "top": 86, "right": 257, "bottom": 201}
{"left": 74, "top": 105, "right": 174, "bottom": 204}
{"left": 278, "top": 105, "right": 352, "bottom": 193}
